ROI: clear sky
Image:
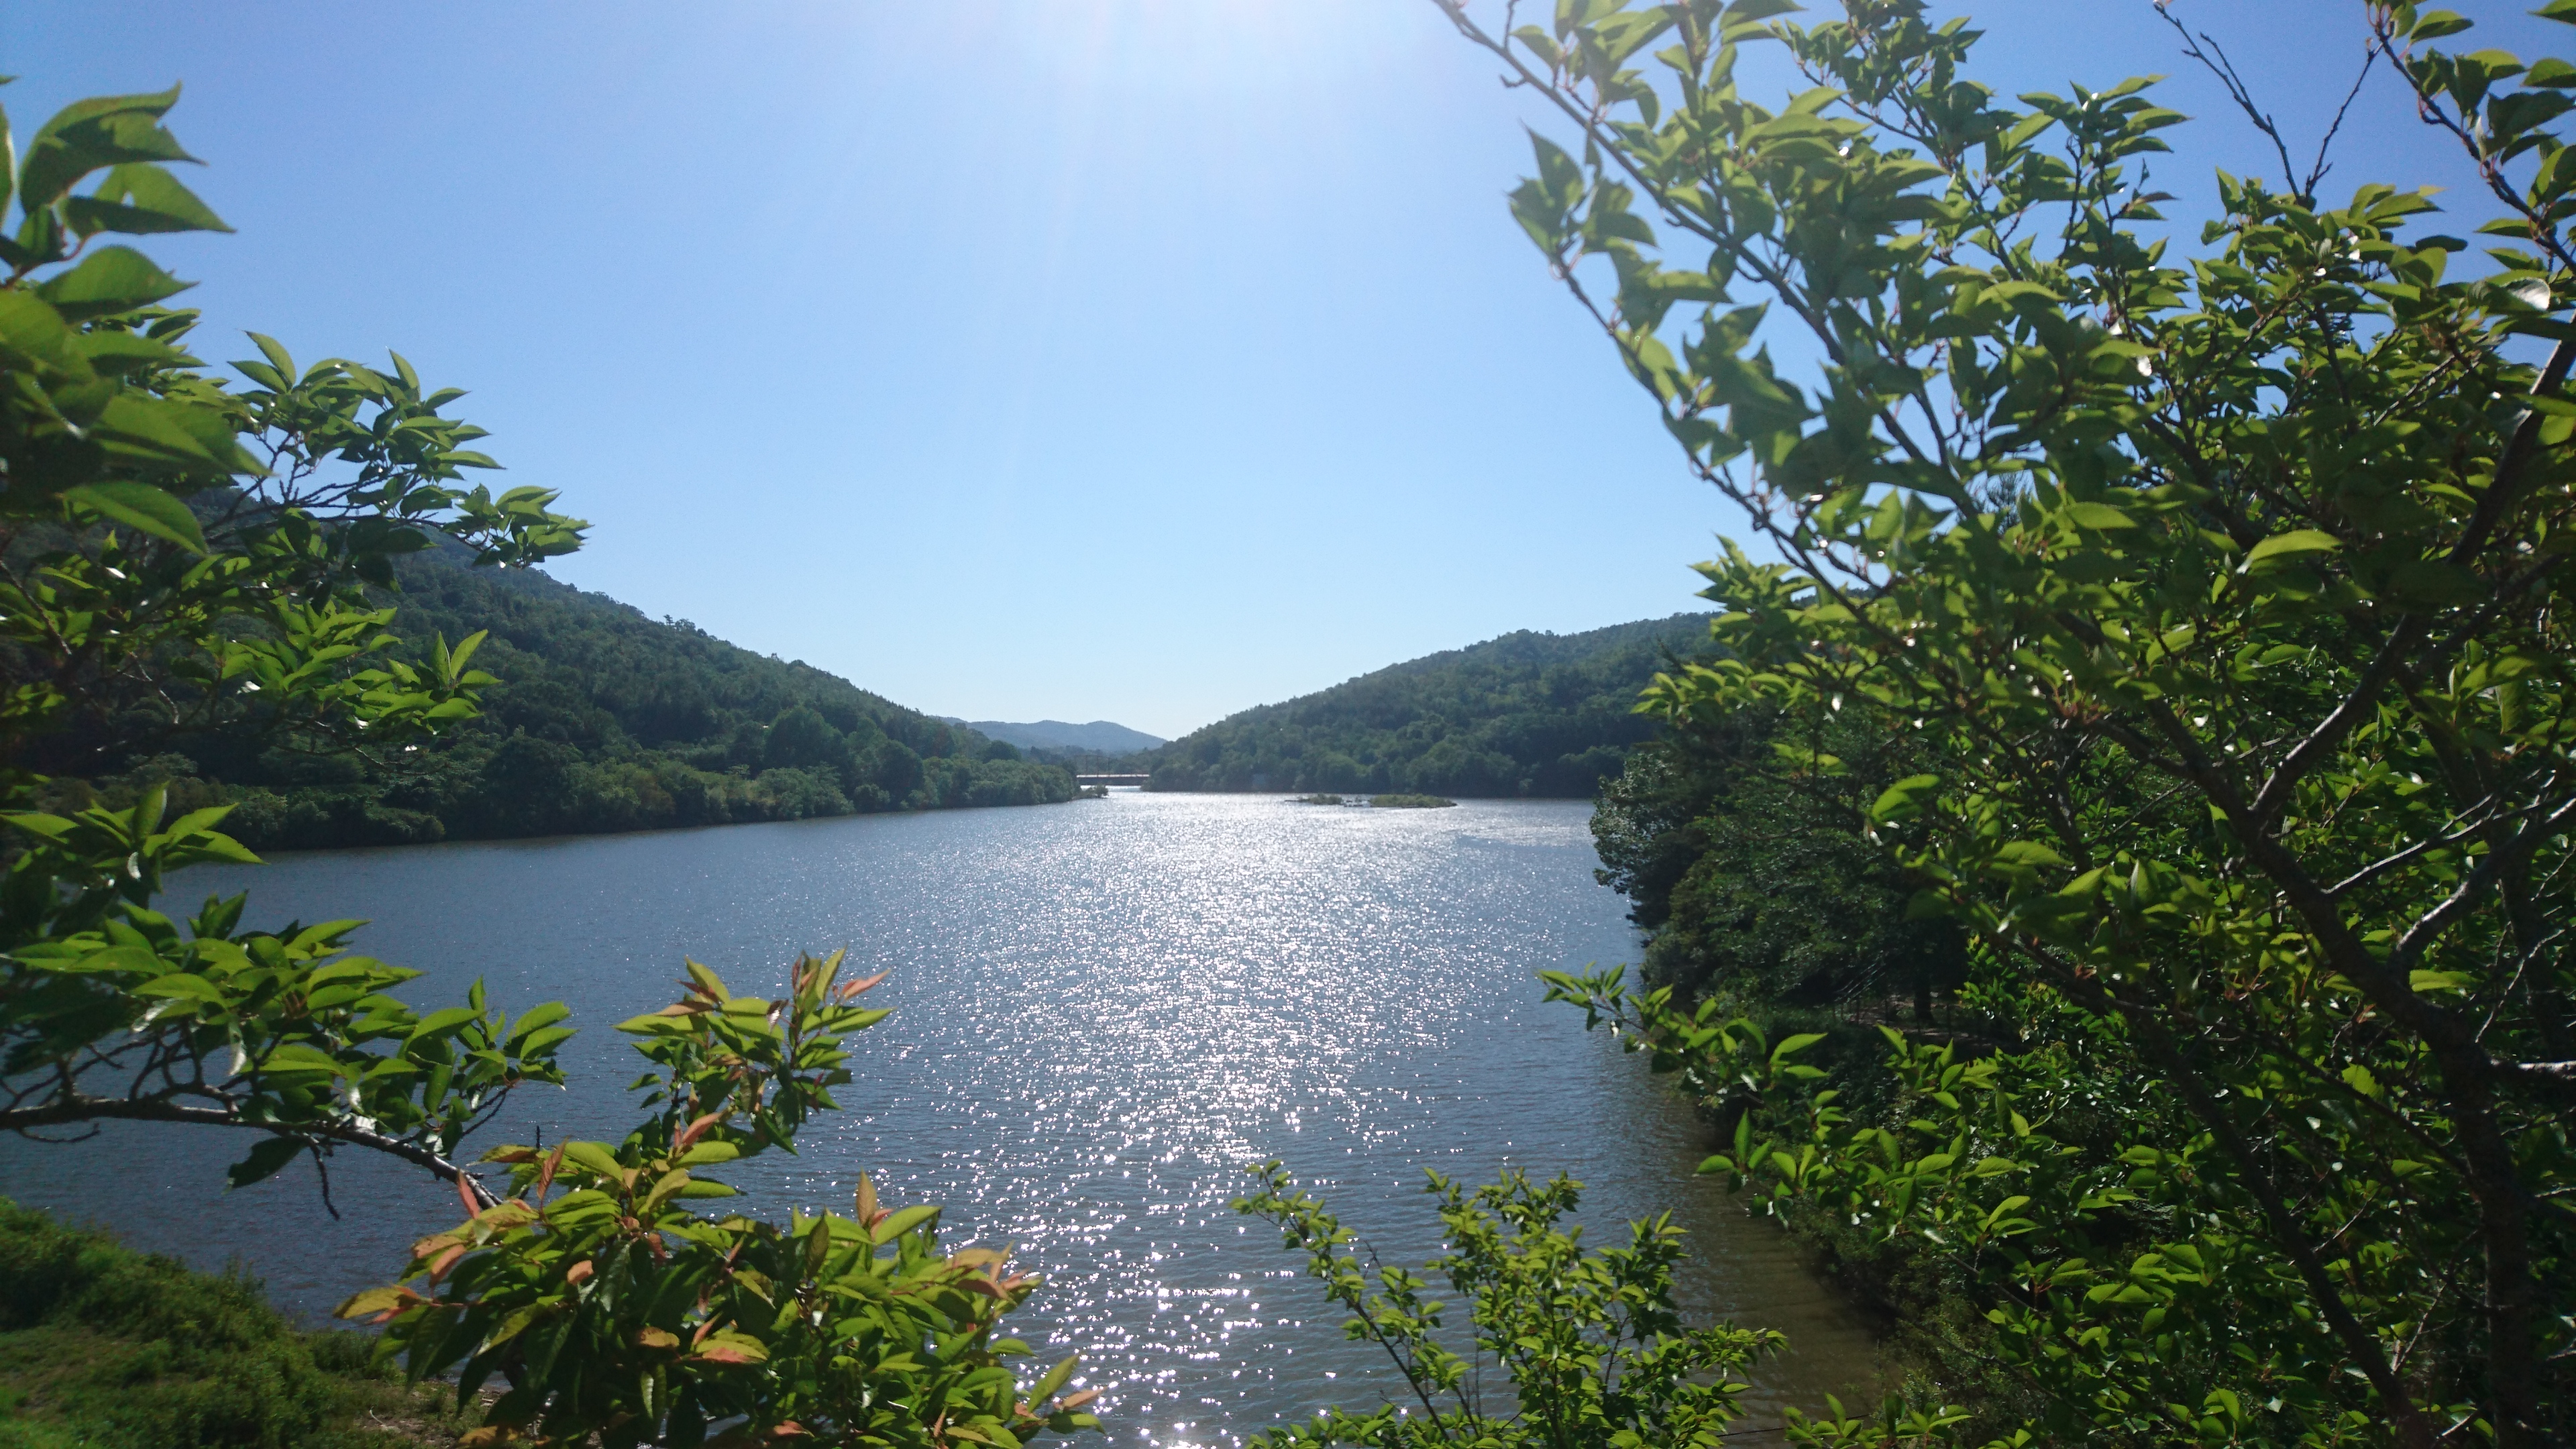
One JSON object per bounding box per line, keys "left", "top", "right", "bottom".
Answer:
{"left": 9, "top": 2, "right": 2563, "bottom": 739}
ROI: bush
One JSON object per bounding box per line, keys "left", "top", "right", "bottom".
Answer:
{"left": 0, "top": 1199, "right": 468, "bottom": 1449}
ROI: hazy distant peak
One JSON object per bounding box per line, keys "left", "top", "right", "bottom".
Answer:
{"left": 943, "top": 718, "right": 1167, "bottom": 753}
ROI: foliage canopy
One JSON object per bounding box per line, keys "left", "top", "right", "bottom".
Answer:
{"left": 1436, "top": 0, "right": 2576, "bottom": 1442}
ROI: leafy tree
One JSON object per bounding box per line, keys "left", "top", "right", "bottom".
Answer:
{"left": 1438, "top": 0, "right": 2576, "bottom": 1442}
{"left": 763, "top": 704, "right": 847, "bottom": 774}
{"left": 1593, "top": 705, "right": 1963, "bottom": 1014}
{"left": 1, "top": 76, "right": 587, "bottom": 1189}
{"left": 0, "top": 79, "right": 1093, "bottom": 1449}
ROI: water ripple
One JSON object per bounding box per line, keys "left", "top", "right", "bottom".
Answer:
{"left": 0, "top": 794, "right": 1879, "bottom": 1443}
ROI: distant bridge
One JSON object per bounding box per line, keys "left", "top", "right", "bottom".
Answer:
{"left": 1075, "top": 774, "right": 1152, "bottom": 788}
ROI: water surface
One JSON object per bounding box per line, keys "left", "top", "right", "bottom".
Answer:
{"left": 0, "top": 794, "right": 1878, "bottom": 1443}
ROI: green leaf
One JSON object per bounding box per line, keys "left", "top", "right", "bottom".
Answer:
{"left": 1770, "top": 1032, "right": 1827, "bottom": 1064}
{"left": 0, "top": 288, "right": 83, "bottom": 373}
{"left": 248, "top": 331, "right": 298, "bottom": 386}
{"left": 504, "top": 999, "right": 571, "bottom": 1045}
{"left": 227, "top": 1136, "right": 307, "bottom": 1189}
{"left": 409, "top": 1006, "right": 482, "bottom": 1041}
{"left": 17, "top": 85, "right": 191, "bottom": 213}
{"left": 34, "top": 244, "right": 192, "bottom": 321}
{"left": 871, "top": 1203, "right": 940, "bottom": 1243}
{"left": 1028, "top": 1354, "right": 1079, "bottom": 1405}
{"left": 75, "top": 328, "right": 191, "bottom": 374}
{"left": 133, "top": 972, "right": 223, "bottom": 1002}
{"left": 0, "top": 811, "right": 78, "bottom": 845}
{"left": 90, "top": 392, "right": 248, "bottom": 476}
{"left": 62, "top": 162, "right": 231, "bottom": 237}
{"left": 2243, "top": 529, "right": 2341, "bottom": 570}
{"left": 1870, "top": 773, "right": 1941, "bottom": 823}
{"left": 559, "top": 1140, "right": 626, "bottom": 1181}
{"left": 61, "top": 481, "right": 207, "bottom": 553}
{"left": 66, "top": 946, "right": 170, "bottom": 977}
{"left": 2063, "top": 502, "right": 2137, "bottom": 530}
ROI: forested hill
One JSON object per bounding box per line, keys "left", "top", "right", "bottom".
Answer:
{"left": 1144, "top": 614, "right": 1715, "bottom": 797}
{"left": 56, "top": 545, "right": 1077, "bottom": 850}
{"left": 947, "top": 718, "right": 1167, "bottom": 753}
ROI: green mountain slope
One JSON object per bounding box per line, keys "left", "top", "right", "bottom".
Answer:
{"left": 48, "top": 547, "right": 1077, "bottom": 849}
{"left": 945, "top": 718, "right": 1167, "bottom": 753}
{"left": 1144, "top": 614, "right": 1714, "bottom": 797}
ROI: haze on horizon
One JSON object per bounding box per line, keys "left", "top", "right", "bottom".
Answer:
{"left": 8, "top": 1, "right": 2555, "bottom": 739}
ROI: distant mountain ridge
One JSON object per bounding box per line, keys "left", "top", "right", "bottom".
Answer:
{"left": 1143, "top": 613, "right": 1715, "bottom": 798}
{"left": 941, "top": 718, "right": 1167, "bottom": 753}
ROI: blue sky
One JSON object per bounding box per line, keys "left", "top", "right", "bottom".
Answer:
{"left": 9, "top": 2, "right": 2564, "bottom": 738}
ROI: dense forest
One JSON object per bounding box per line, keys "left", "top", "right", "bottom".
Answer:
{"left": 1589, "top": 708, "right": 1966, "bottom": 1015}
{"left": 38, "top": 543, "right": 1077, "bottom": 849}
{"left": 1140, "top": 614, "right": 1712, "bottom": 796}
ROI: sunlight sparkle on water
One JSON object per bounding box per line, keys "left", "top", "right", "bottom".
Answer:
{"left": 0, "top": 795, "right": 1881, "bottom": 1444}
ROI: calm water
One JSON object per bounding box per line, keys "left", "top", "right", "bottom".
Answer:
{"left": 0, "top": 793, "right": 1878, "bottom": 1443}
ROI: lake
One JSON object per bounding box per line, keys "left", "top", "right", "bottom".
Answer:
{"left": 0, "top": 792, "right": 1880, "bottom": 1445}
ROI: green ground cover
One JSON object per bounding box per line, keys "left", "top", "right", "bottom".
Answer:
{"left": 0, "top": 1200, "right": 470, "bottom": 1449}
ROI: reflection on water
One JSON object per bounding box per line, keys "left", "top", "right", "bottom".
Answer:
{"left": 0, "top": 793, "right": 1878, "bottom": 1443}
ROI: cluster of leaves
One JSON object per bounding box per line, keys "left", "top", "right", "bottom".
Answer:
{"left": 0, "top": 86, "right": 582, "bottom": 769}
{"left": 0, "top": 76, "right": 588, "bottom": 1194}
{"left": 1436, "top": 0, "right": 2576, "bottom": 1442}
{"left": 1, "top": 783, "right": 573, "bottom": 1196}
{"left": 1144, "top": 614, "right": 1711, "bottom": 796}
{"left": 1553, "top": 969, "right": 2277, "bottom": 1444}
{"left": 343, "top": 954, "right": 1099, "bottom": 1449}
{"left": 1233, "top": 1163, "right": 1780, "bottom": 1449}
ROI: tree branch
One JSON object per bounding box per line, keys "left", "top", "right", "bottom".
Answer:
{"left": 1, "top": 1095, "right": 499, "bottom": 1210}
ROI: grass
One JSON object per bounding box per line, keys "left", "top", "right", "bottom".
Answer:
{"left": 1368, "top": 794, "right": 1456, "bottom": 808}
{"left": 1289, "top": 794, "right": 1345, "bottom": 805}
{"left": 0, "top": 1198, "right": 477, "bottom": 1448}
